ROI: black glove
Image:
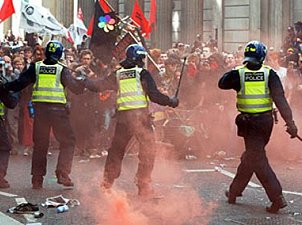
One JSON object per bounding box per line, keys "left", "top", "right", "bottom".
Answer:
{"left": 168, "top": 96, "right": 179, "bottom": 108}
{"left": 0, "top": 76, "right": 5, "bottom": 86}
{"left": 286, "top": 120, "right": 298, "bottom": 138}
{"left": 75, "top": 70, "right": 87, "bottom": 81}
{"left": 0, "top": 81, "right": 8, "bottom": 95}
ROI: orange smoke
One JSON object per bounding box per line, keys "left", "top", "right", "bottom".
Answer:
{"left": 102, "top": 191, "right": 149, "bottom": 225}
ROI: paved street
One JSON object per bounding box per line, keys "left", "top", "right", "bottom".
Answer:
{"left": 0, "top": 150, "right": 302, "bottom": 225}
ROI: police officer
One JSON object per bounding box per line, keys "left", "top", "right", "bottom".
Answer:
{"left": 85, "top": 44, "right": 179, "bottom": 196}
{"left": 4, "top": 40, "right": 84, "bottom": 189}
{"left": 218, "top": 40, "right": 298, "bottom": 213}
{"left": 0, "top": 85, "right": 18, "bottom": 188}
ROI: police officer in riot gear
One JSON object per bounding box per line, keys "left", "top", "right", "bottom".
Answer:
{"left": 218, "top": 40, "right": 298, "bottom": 213}
{"left": 0, "top": 82, "right": 18, "bottom": 188}
{"left": 85, "top": 44, "right": 179, "bottom": 196}
{"left": 4, "top": 40, "right": 84, "bottom": 189}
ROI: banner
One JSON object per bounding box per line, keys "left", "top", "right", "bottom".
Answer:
{"left": 67, "top": 8, "right": 87, "bottom": 46}
{"left": 89, "top": 0, "right": 120, "bottom": 64}
{"left": 19, "top": 0, "right": 67, "bottom": 36}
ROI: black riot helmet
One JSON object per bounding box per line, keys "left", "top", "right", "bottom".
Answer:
{"left": 45, "top": 40, "right": 64, "bottom": 62}
{"left": 243, "top": 40, "right": 267, "bottom": 65}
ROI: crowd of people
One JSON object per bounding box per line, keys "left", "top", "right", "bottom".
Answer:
{"left": 0, "top": 19, "right": 302, "bottom": 215}
{"left": 0, "top": 23, "right": 301, "bottom": 188}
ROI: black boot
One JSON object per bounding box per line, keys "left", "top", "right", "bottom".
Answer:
{"left": 32, "top": 176, "right": 43, "bottom": 189}
{"left": 225, "top": 190, "right": 242, "bottom": 204}
{"left": 0, "top": 177, "right": 10, "bottom": 188}
{"left": 56, "top": 172, "right": 74, "bottom": 187}
{"left": 100, "top": 177, "right": 114, "bottom": 194}
{"left": 266, "top": 195, "right": 287, "bottom": 213}
{"left": 138, "top": 183, "right": 154, "bottom": 197}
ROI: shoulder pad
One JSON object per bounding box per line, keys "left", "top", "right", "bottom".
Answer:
{"left": 235, "top": 65, "right": 245, "bottom": 70}
{"left": 262, "top": 64, "right": 271, "bottom": 70}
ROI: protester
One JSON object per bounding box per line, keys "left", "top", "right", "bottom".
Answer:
{"left": 70, "top": 49, "right": 101, "bottom": 160}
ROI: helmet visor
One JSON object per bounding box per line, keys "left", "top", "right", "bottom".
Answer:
{"left": 243, "top": 56, "right": 260, "bottom": 64}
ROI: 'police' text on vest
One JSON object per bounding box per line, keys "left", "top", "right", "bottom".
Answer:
{"left": 39, "top": 66, "right": 57, "bottom": 75}
{"left": 244, "top": 72, "right": 264, "bottom": 81}
{"left": 119, "top": 70, "right": 136, "bottom": 80}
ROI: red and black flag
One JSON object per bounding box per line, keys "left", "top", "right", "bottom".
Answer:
{"left": 131, "top": 0, "right": 151, "bottom": 38}
{"left": 89, "top": 0, "right": 120, "bottom": 64}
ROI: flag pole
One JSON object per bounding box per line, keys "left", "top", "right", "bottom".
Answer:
{"left": 127, "top": 31, "right": 161, "bottom": 72}
{"left": 103, "top": 0, "right": 160, "bottom": 72}
{"left": 73, "top": 0, "right": 78, "bottom": 48}
{"left": 103, "top": 0, "right": 115, "bottom": 12}
{"left": 73, "top": 0, "right": 78, "bottom": 26}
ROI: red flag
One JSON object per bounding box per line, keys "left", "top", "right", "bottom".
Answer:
{"left": 86, "top": 16, "right": 94, "bottom": 36}
{"left": 65, "top": 30, "right": 74, "bottom": 44}
{"left": 0, "top": 0, "right": 15, "bottom": 23}
{"left": 149, "top": 0, "right": 156, "bottom": 30}
{"left": 131, "top": 0, "right": 151, "bottom": 38}
{"left": 99, "top": 0, "right": 111, "bottom": 14}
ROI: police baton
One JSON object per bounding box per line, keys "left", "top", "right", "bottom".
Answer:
{"left": 57, "top": 61, "right": 77, "bottom": 73}
{"left": 57, "top": 61, "right": 87, "bottom": 80}
{"left": 297, "top": 134, "right": 302, "bottom": 142}
{"left": 175, "top": 57, "right": 187, "bottom": 98}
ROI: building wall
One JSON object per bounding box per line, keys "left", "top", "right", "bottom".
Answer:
{"left": 293, "top": 0, "right": 302, "bottom": 22}
{"left": 203, "top": 0, "right": 213, "bottom": 43}
{"left": 222, "top": 0, "right": 250, "bottom": 52}
{"left": 181, "top": 0, "right": 203, "bottom": 46}
{"left": 3, "top": 0, "right": 302, "bottom": 53}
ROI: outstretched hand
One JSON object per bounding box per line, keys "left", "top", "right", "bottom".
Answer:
{"left": 169, "top": 96, "right": 179, "bottom": 108}
{"left": 75, "top": 70, "right": 87, "bottom": 81}
{"left": 286, "top": 121, "right": 298, "bottom": 138}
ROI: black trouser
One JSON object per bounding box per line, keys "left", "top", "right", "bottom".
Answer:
{"left": 32, "top": 104, "right": 75, "bottom": 177}
{"left": 230, "top": 111, "right": 282, "bottom": 202}
{"left": 103, "top": 109, "right": 156, "bottom": 187}
{"left": 0, "top": 117, "right": 11, "bottom": 178}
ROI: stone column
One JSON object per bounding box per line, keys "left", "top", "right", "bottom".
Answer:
{"left": 275, "top": 0, "right": 283, "bottom": 49}
{"left": 269, "top": 0, "right": 283, "bottom": 49}
{"left": 125, "top": 0, "right": 136, "bottom": 16}
{"left": 260, "top": 0, "right": 269, "bottom": 45}
{"left": 181, "top": 0, "right": 203, "bottom": 45}
{"left": 249, "top": 0, "right": 261, "bottom": 41}
{"left": 155, "top": 0, "right": 173, "bottom": 51}
{"left": 212, "top": 0, "right": 222, "bottom": 51}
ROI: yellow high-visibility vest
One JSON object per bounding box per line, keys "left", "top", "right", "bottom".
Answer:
{"left": 0, "top": 102, "right": 4, "bottom": 116}
{"left": 32, "top": 61, "right": 66, "bottom": 104}
{"left": 237, "top": 65, "right": 273, "bottom": 113}
{"left": 116, "top": 66, "right": 148, "bottom": 111}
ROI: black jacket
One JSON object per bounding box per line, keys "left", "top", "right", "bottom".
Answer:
{"left": 85, "top": 59, "right": 173, "bottom": 107}
{"left": 0, "top": 87, "right": 18, "bottom": 109}
{"left": 218, "top": 63, "right": 293, "bottom": 124}
{"left": 5, "top": 59, "right": 84, "bottom": 96}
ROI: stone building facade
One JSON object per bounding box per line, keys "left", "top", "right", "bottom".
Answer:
{"left": 2, "top": 0, "right": 302, "bottom": 53}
